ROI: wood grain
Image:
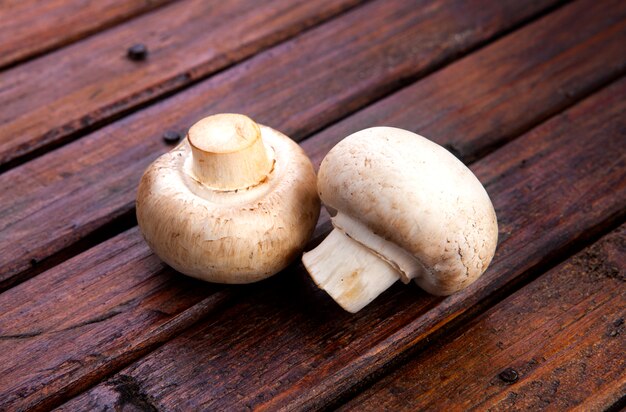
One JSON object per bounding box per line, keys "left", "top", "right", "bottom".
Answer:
{"left": 55, "top": 75, "right": 626, "bottom": 411}
{"left": 0, "top": 0, "right": 362, "bottom": 168}
{"left": 0, "top": 228, "right": 233, "bottom": 411}
{"left": 6, "top": 2, "right": 608, "bottom": 407}
{"left": 341, "top": 225, "right": 626, "bottom": 412}
{"left": 2, "top": 2, "right": 620, "bottom": 407}
{"left": 303, "top": 0, "right": 626, "bottom": 166}
{"left": 0, "top": 0, "right": 580, "bottom": 409}
{"left": 0, "top": 0, "right": 174, "bottom": 69}
{"left": 0, "top": 0, "right": 560, "bottom": 288}
{"left": 0, "top": 0, "right": 582, "bottom": 291}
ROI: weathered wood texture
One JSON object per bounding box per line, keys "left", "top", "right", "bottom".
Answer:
{"left": 303, "top": 0, "right": 626, "bottom": 165}
{"left": 5, "top": 4, "right": 611, "bottom": 407}
{"left": 0, "top": 228, "right": 233, "bottom": 412}
{"left": 342, "top": 225, "right": 626, "bottom": 412}
{"left": 3, "top": 1, "right": 624, "bottom": 410}
{"left": 56, "top": 74, "right": 626, "bottom": 411}
{"left": 0, "top": 0, "right": 174, "bottom": 69}
{"left": 2, "top": 2, "right": 620, "bottom": 408}
{"left": 0, "top": 0, "right": 362, "bottom": 168}
{"left": 0, "top": 0, "right": 594, "bottom": 291}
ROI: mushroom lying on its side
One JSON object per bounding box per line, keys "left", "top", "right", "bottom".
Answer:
{"left": 302, "top": 127, "right": 498, "bottom": 312}
{"left": 137, "top": 114, "right": 320, "bottom": 284}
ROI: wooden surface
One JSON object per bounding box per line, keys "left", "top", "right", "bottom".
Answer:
{"left": 0, "top": 0, "right": 562, "bottom": 290}
{"left": 0, "top": 0, "right": 174, "bottom": 69}
{"left": 342, "top": 225, "right": 626, "bottom": 411}
{"left": 1, "top": 0, "right": 624, "bottom": 411}
{"left": 56, "top": 68, "right": 626, "bottom": 412}
{"left": 0, "top": 0, "right": 361, "bottom": 168}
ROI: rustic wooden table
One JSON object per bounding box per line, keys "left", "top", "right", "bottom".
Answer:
{"left": 1, "top": 0, "right": 624, "bottom": 410}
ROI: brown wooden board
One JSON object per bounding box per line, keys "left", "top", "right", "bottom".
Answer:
{"left": 0, "top": 228, "right": 233, "bottom": 411}
{"left": 8, "top": 3, "right": 616, "bottom": 406}
{"left": 0, "top": 0, "right": 174, "bottom": 69}
{"left": 0, "top": 0, "right": 596, "bottom": 291}
{"left": 303, "top": 0, "right": 626, "bottom": 166}
{"left": 0, "top": 0, "right": 362, "bottom": 168}
{"left": 2, "top": 2, "right": 622, "bottom": 407}
{"left": 341, "top": 225, "right": 626, "bottom": 412}
{"left": 55, "top": 74, "right": 626, "bottom": 410}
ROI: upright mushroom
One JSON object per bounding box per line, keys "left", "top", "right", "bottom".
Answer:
{"left": 302, "top": 127, "right": 498, "bottom": 312}
{"left": 137, "top": 113, "right": 320, "bottom": 283}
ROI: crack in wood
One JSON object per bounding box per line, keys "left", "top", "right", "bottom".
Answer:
{"left": 0, "top": 299, "right": 136, "bottom": 339}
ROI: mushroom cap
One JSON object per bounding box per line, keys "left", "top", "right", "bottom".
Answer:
{"left": 136, "top": 125, "right": 320, "bottom": 284}
{"left": 317, "top": 127, "right": 498, "bottom": 295}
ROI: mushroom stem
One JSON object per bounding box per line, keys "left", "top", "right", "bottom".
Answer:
{"left": 302, "top": 213, "right": 426, "bottom": 313}
{"left": 302, "top": 228, "right": 400, "bottom": 313}
{"left": 187, "top": 113, "right": 273, "bottom": 190}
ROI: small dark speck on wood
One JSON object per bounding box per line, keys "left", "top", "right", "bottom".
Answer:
{"left": 163, "top": 130, "right": 182, "bottom": 144}
{"left": 127, "top": 44, "right": 148, "bottom": 61}
{"left": 499, "top": 367, "right": 519, "bottom": 384}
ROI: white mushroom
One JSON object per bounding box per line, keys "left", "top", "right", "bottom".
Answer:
{"left": 302, "top": 127, "right": 498, "bottom": 312}
{"left": 137, "top": 113, "right": 320, "bottom": 283}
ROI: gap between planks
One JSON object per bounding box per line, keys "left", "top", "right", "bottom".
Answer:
{"left": 1, "top": 1, "right": 624, "bottom": 408}
{"left": 55, "top": 72, "right": 626, "bottom": 409}
{"left": 0, "top": 0, "right": 569, "bottom": 172}
{"left": 0, "top": 0, "right": 587, "bottom": 291}
{"left": 329, "top": 203, "right": 626, "bottom": 410}
{"left": 0, "top": 0, "right": 177, "bottom": 71}
{"left": 58, "top": 17, "right": 626, "bottom": 412}
{"left": 54, "top": 76, "right": 626, "bottom": 410}
{"left": 1, "top": 44, "right": 624, "bottom": 412}
{"left": 0, "top": 0, "right": 369, "bottom": 172}
{"left": 338, "top": 224, "right": 626, "bottom": 411}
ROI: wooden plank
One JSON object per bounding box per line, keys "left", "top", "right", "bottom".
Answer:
{"left": 303, "top": 0, "right": 626, "bottom": 165}
{"left": 0, "top": 0, "right": 174, "bottom": 69}
{"left": 0, "top": 0, "right": 562, "bottom": 289}
{"left": 55, "top": 73, "right": 626, "bottom": 410}
{"left": 1, "top": 2, "right": 619, "bottom": 407}
{"left": 1, "top": 2, "right": 602, "bottom": 407}
{"left": 340, "top": 225, "right": 626, "bottom": 412}
{"left": 0, "top": 227, "right": 233, "bottom": 411}
{"left": 0, "top": 0, "right": 363, "bottom": 168}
